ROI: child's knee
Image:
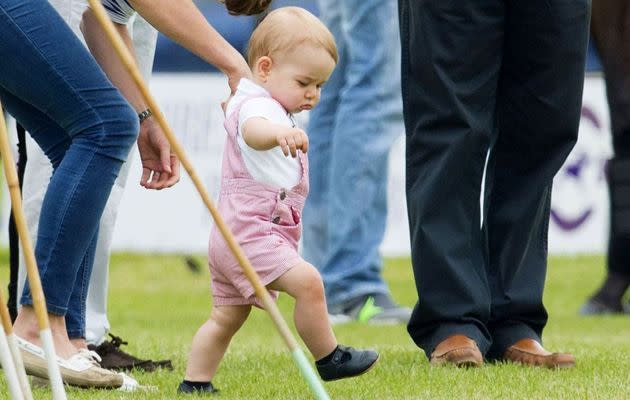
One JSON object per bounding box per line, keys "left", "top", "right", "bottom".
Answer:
{"left": 300, "top": 264, "right": 326, "bottom": 302}
{"left": 211, "top": 306, "right": 250, "bottom": 336}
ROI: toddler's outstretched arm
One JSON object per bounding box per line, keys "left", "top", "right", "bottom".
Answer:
{"left": 242, "top": 117, "right": 309, "bottom": 157}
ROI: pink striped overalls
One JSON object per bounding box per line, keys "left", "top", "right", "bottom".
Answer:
{"left": 208, "top": 95, "right": 309, "bottom": 308}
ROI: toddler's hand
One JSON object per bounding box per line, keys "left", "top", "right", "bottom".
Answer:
{"left": 277, "top": 127, "right": 309, "bottom": 157}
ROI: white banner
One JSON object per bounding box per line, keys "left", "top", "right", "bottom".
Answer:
{"left": 549, "top": 75, "right": 613, "bottom": 254}
{"left": 0, "top": 73, "right": 613, "bottom": 256}
{"left": 107, "top": 73, "right": 412, "bottom": 255}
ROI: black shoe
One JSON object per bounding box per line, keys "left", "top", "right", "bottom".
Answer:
{"left": 580, "top": 298, "right": 628, "bottom": 315}
{"left": 581, "top": 273, "right": 630, "bottom": 315}
{"left": 316, "top": 345, "right": 379, "bottom": 381}
{"left": 177, "top": 381, "right": 219, "bottom": 394}
{"left": 328, "top": 293, "right": 412, "bottom": 325}
{"left": 88, "top": 333, "right": 173, "bottom": 372}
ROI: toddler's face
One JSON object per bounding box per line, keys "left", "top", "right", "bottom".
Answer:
{"left": 260, "top": 45, "right": 336, "bottom": 114}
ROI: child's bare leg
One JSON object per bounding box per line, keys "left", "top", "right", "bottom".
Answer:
{"left": 268, "top": 261, "right": 336, "bottom": 359}
{"left": 184, "top": 305, "right": 251, "bottom": 382}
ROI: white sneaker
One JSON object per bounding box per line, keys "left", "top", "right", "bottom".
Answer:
{"left": 30, "top": 370, "right": 152, "bottom": 392}
{"left": 17, "top": 337, "right": 123, "bottom": 389}
{"left": 118, "top": 371, "right": 141, "bottom": 391}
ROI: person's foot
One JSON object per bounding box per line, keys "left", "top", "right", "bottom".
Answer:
{"left": 316, "top": 345, "right": 379, "bottom": 381}
{"left": 13, "top": 307, "right": 77, "bottom": 359}
{"left": 502, "top": 339, "right": 575, "bottom": 368}
{"left": 18, "top": 336, "right": 124, "bottom": 388}
{"left": 30, "top": 368, "right": 152, "bottom": 392}
{"left": 177, "top": 380, "right": 219, "bottom": 394}
{"left": 580, "top": 297, "right": 629, "bottom": 315}
{"left": 430, "top": 335, "right": 483, "bottom": 367}
{"left": 88, "top": 333, "right": 173, "bottom": 372}
{"left": 581, "top": 273, "right": 630, "bottom": 315}
{"left": 328, "top": 293, "right": 412, "bottom": 325}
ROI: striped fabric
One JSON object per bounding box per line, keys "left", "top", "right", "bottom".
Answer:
{"left": 208, "top": 95, "right": 309, "bottom": 308}
{"left": 101, "top": 0, "right": 135, "bottom": 24}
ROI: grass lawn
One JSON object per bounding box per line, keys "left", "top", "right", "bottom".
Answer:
{"left": 0, "top": 253, "right": 628, "bottom": 399}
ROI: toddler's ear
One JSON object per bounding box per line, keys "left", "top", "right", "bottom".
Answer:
{"left": 255, "top": 56, "right": 273, "bottom": 81}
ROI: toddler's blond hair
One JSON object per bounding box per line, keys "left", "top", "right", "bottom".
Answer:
{"left": 247, "top": 7, "right": 338, "bottom": 67}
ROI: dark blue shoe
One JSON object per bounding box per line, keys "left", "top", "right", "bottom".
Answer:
{"left": 316, "top": 345, "right": 379, "bottom": 381}
{"left": 177, "top": 381, "right": 219, "bottom": 394}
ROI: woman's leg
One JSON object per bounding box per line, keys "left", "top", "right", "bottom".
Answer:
{"left": 268, "top": 262, "right": 337, "bottom": 359}
{"left": 0, "top": 0, "right": 138, "bottom": 357}
{"left": 65, "top": 233, "right": 98, "bottom": 343}
{"left": 184, "top": 305, "right": 251, "bottom": 382}
{"left": 0, "top": 90, "right": 76, "bottom": 358}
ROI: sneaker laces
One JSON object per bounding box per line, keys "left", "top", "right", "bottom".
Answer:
{"left": 77, "top": 349, "right": 103, "bottom": 366}
{"left": 108, "top": 334, "right": 129, "bottom": 349}
{"left": 97, "top": 333, "right": 151, "bottom": 364}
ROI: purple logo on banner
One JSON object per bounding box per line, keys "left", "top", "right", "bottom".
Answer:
{"left": 550, "top": 106, "right": 607, "bottom": 231}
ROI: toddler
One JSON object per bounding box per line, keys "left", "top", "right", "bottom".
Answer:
{"left": 177, "top": 6, "right": 379, "bottom": 395}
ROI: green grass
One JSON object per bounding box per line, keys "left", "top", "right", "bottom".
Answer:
{"left": 1, "top": 253, "right": 629, "bottom": 399}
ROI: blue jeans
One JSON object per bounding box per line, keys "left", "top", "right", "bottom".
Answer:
{"left": 0, "top": 0, "right": 138, "bottom": 338}
{"left": 303, "top": 0, "right": 403, "bottom": 307}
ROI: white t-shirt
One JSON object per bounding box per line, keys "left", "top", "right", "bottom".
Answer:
{"left": 225, "top": 79, "right": 301, "bottom": 188}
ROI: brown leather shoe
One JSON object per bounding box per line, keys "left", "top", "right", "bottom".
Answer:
{"left": 430, "top": 335, "right": 483, "bottom": 367}
{"left": 503, "top": 339, "right": 575, "bottom": 369}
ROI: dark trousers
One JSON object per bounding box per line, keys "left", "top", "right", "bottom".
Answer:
{"left": 399, "top": 0, "right": 590, "bottom": 358}
{"left": 591, "top": 0, "right": 630, "bottom": 279}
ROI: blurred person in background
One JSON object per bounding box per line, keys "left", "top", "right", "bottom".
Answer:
{"left": 581, "top": 0, "right": 630, "bottom": 315}
{"left": 302, "top": 0, "right": 411, "bottom": 324}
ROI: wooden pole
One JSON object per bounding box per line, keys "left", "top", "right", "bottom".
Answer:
{"left": 0, "top": 107, "right": 66, "bottom": 399}
{"left": 0, "top": 287, "right": 33, "bottom": 400}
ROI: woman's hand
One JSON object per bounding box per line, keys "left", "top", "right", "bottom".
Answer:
{"left": 226, "top": 58, "right": 252, "bottom": 94}
{"left": 137, "top": 117, "right": 180, "bottom": 189}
